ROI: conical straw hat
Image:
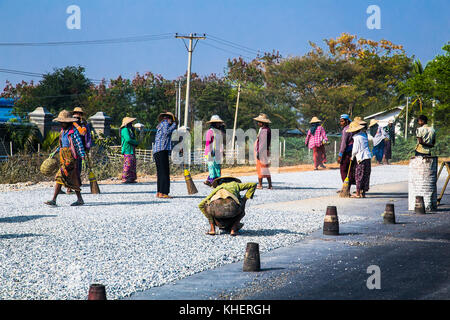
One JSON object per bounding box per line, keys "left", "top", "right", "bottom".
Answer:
{"left": 309, "top": 116, "right": 321, "bottom": 124}
{"left": 72, "top": 107, "right": 84, "bottom": 114}
{"left": 346, "top": 121, "right": 365, "bottom": 133}
{"left": 368, "top": 119, "right": 379, "bottom": 128}
{"left": 121, "top": 117, "right": 136, "bottom": 128}
{"left": 253, "top": 113, "right": 271, "bottom": 124}
{"left": 54, "top": 110, "right": 77, "bottom": 123}
{"left": 158, "top": 111, "right": 176, "bottom": 122}
{"left": 212, "top": 176, "right": 242, "bottom": 188}
{"left": 353, "top": 116, "right": 367, "bottom": 125}
{"left": 207, "top": 115, "right": 224, "bottom": 123}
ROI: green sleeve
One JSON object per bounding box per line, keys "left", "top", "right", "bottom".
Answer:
{"left": 238, "top": 182, "right": 257, "bottom": 200}
{"left": 122, "top": 128, "right": 139, "bottom": 146}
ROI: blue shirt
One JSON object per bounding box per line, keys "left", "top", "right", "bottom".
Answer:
{"left": 152, "top": 120, "right": 177, "bottom": 153}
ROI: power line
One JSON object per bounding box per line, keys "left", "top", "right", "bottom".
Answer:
{"left": 206, "top": 34, "right": 260, "bottom": 55}
{"left": 0, "top": 33, "right": 174, "bottom": 47}
{"left": 0, "top": 68, "right": 105, "bottom": 84}
{"left": 200, "top": 41, "right": 253, "bottom": 60}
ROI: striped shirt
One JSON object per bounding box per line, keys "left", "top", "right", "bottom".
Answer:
{"left": 152, "top": 120, "right": 177, "bottom": 153}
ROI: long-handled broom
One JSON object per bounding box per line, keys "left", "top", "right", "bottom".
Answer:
{"left": 86, "top": 155, "right": 100, "bottom": 194}
{"left": 184, "top": 167, "right": 198, "bottom": 195}
{"left": 339, "top": 159, "right": 353, "bottom": 198}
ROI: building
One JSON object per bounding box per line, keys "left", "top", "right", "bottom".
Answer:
{"left": 0, "top": 98, "right": 20, "bottom": 123}
{"left": 364, "top": 106, "right": 404, "bottom": 136}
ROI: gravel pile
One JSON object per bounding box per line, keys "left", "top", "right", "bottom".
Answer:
{"left": 0, "top": 165, "right": 408, "bottom": 299}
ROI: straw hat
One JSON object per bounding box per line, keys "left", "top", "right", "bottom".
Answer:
{"left": 309, "top": 116, "right": 321, "bottom": 124}
{"left": 353, "top": 116, "right": 367, "bottom": 125}
{"left": 121, "top": 117, "right": 136, "bottom": 128}
{"left": 212, "top": 176, "right": 242, "bottom": 188}
{"left": 346, "top": 121, "right": 365, "bottom": 133}
{"left": 72, "top": 107, "right": 84, "bottom": 115}
{"left": 253, "top": 113, "right": 271, "bottom": 124}
{"left": 54, "top": 110, "right": 77, "bottom": 123}
{"left": 158, "top": 111, "right": 176, "bottom": 122}
{"left": 207, "top": 115, "right": 224, "bottom": 124}
{"left": 368, "top": 119, "right": 379, "bottom": 128}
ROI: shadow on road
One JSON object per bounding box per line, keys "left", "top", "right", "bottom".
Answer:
{"left": 0, "top": 215, "right": 57, "bottom": 224}
{"left": 0, "top": 233, "right": 44, "bottom": 240}
{"left": 239, "top": 229, "right": 306, "bottom": 237}
{"left": 84, "top": 201, "right": 168, "bottom": 206}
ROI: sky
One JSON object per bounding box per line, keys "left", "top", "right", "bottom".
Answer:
{"left": 0, "top": 0, "right": 448, "bottom": 86}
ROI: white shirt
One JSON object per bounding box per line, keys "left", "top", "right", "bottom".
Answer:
{"left": 352, "top": 132, "right": 372, "bottom": 163}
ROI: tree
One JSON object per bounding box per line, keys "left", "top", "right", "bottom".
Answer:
{"left": 2, "top": 66, "right": 92, "bottom": 119}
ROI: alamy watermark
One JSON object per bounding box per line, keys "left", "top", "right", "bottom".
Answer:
{"left": 170, "top": 121, "right": 279, "bottom": 171}
{"left": 366, "top": 265, "right": 381, "bottom": 289}
{"left": 366, "top": 5, "right": 381, "bottom": 30}
{"left": 66, "top": 5, "right": 81, "bottom": 30}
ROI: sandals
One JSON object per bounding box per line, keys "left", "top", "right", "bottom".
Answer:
{"left": 70, "top": 200, "right": 85, "bottom": 206}
{"left": 44, "top": 200, "right": 57, "bottom": 206}
{"left": 206, "top": 231, "right": 216, "bottom": 236}
{"left": 159, "top": 194, "right": 173, "bottom": 199}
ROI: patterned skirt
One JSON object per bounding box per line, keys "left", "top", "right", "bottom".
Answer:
{"left": 55, "top": 147, "right": 81, "bottom": 191}
{"left": 207, "top": 160, "right": 221, "bottom": 183}
{"left": 256, "top": 159, "right": 271, "bottom": 179}
{"left": 313, "top": 145, "right": 327, "bottom": 168}
{"left": 355, "top": 159, "right": 371, "bottom": 192}
{"left": 372, "top": 140, "right": 385, "bottom": 163}
{"left": 340, "top": 153, "right": 356, "bottom": 185}
{"left": 383, "top": 139, "right": 392, "bottom": 160}
{"left": 122, "top": 154, "right": 137, "bottom": 183}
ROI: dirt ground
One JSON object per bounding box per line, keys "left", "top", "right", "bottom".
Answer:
{"left": 104, "top": 159, "right": 445, "bottom": 184}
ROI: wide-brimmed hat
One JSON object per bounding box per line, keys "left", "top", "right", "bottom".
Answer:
{"left": 207, "top": 115, "right": 224, "bottom": 124}
{"left": 54, "top": 110, "right": 77, "bottom": 123}
{"left": 368, "top": 119, "right": 379, "bottom": 128}
{"left": 353, "top": 116, "right": 367, "bottom": 125}
{"left": 158, "top": 111, "right": 176, "bottom": 122}
{"left": 72, "top": 107, "right": 84, "bottom": 115}
{"left": 346, "top": 121, "right": 365, "bottom": 133}
{"left": 253, "top": 113, "right": 271, "bottom": 124}
{"left": 121, "top": 117, "right": 136, "bottom": 128}
{"left": 309, "top": 116, "right": 321, "bottom": 124}
{"left": 212, "top": 176, "right": 242, "bottom": 188}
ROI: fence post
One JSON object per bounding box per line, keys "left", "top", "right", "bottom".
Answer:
{"left": 334, "top": 140, "right": 337, "bottom": 161}
{"left": 10, "top": 141, "right": 13, "bottom": 156}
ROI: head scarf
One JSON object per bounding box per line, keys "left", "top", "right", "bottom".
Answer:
{"left": 310, "top": 123, "right": 319, "bottom": 136}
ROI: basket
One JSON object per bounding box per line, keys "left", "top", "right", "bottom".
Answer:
{"left": 40, "top": 157, "right": 59, "bottom": 176}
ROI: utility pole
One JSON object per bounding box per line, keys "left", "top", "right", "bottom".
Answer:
{"left": 405, "top": 97, "right": 409, "bottom": 139}
{"left": 175, "top": 82, "right": 179, "bottom": 120}
{"left": 231, "top": 83, "right": 241, "bottom": 152}
{"left": 175, "top": 33, "right": 206, "bottom": 128}
{"left": 177, "top": 80, "right": 182, "bottom": 129}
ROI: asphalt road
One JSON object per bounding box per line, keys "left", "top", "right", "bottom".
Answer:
{"left": 129, "top": 179, "right": 450, "bottom": 300}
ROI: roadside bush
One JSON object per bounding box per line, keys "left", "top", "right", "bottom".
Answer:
{"left": 0, "top": 152, "right": 50, "bottom": 184}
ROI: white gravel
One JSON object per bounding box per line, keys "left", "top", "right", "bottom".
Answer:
{"left": 0, "top": 165, "right": 408, "bottom": 299}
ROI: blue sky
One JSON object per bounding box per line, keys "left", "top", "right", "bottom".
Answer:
{"left": 0, "top": 0, "right": 448, "bottom": 86}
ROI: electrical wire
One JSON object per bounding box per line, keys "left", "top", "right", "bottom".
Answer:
{"left": 206, "top": 34, "right": 260, "bottom": 55}
{"left": 0, "top": 68, "right": 105, "bottom": 84}
{"left": 0, "top": 33, "right": 174, "bottom": 47}
{"left": 200, "top": 41, "right": 253, "bottom": 60}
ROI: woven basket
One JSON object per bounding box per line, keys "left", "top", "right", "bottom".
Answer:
{"left": 40, "top": 157, "right": 59, "bottom": 176}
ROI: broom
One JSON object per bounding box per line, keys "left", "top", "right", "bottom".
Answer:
{"left": 339, "top": 159, "right": 352, "bottom": 198}
{"left": 86, "top": 155, "right": 100, "bottom": 194}
{"left": 184, "top": 167, "right": 198, "bottom": 195}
